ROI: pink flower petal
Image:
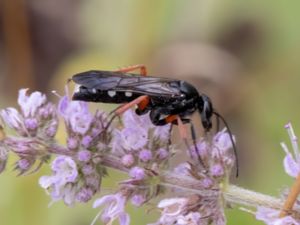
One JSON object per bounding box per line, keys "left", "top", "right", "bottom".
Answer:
{"left": 283, "top": 152, "right": 299, "bottom": 177}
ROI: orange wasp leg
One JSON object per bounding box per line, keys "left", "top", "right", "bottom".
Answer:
{"left": 164, "top": 115, "right": 188, "bottom": 140}
{"left": 165, "top": 115, "right": 206, "bottom": 169}
{"left": 113, "top": 64, "right": 147, "bottom": 76}
{"left": 105, "top": 95, "right": 150, "bottom": 130}
{"left": 115, "top": 95, "right": 150, "bottom": 115}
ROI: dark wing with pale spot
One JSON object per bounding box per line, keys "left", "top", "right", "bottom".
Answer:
{"left": 72, "top": 70, "right": 182, "bottom": 97}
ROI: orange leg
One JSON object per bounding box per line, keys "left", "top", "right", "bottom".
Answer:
{"left": 105, "top": 95, "right": 150, "bottom": 131}
{"left": 115, "top": 95, "right": 150, "bottom": 115}
{"left": 114, "top": 64, "right": 147, "bottom": 76}
{"left": 164, "top": 115, "right": 206, "bottom": 169}
{"left": 164, "top": 115, "right": 188, "bottom": 140}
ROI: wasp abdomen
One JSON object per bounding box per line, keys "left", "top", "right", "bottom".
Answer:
{"left": 72, "top": 86, "right": 140, "bottom": 103}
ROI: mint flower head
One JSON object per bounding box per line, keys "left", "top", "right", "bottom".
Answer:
{"left": 39, "top": 156, "right": 78, "bottom": 205}
{"left": 281, "top": 122, "right": 300, "bottom": 177}
{"left": 6, "top": 87, "right": 300, "bottom": 225}
{"left": 39, "top": 93, "right": 111, "bottom": 205}
{"left": 254, "top": 123, "right": 300, "bottom": 225}
{"left": 1, "top": 89, "right": 58, "bottom": 138}
{"left": 0, "top": 89, "right": 58, "bottom": 174}
{"left": 92, "top": 192, "right": 130, "bottom": 225}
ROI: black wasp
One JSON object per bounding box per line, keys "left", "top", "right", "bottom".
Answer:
{"left": 71, "top": 65, "right": 238, "bottom": 176}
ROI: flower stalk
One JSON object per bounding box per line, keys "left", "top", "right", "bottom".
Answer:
{"left": 101, "top": 153, "right": 299, "bottom": 217}
{"left": 280, "top": 173, "right": 300, "bottom": 217}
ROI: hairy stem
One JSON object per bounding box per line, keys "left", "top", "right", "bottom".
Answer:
{"left": 58, "top": 147, "right": 299, "bottom": 216}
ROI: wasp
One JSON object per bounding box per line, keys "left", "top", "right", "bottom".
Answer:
{"left": 71, "top": 65, "right": 238, "bottom": 176}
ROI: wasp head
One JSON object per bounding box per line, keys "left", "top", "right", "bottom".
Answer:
{"left": 198, "top": 95, "right": 213, "bottom": 131}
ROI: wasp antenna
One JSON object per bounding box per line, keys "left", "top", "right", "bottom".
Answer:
{"left": 213, "top": 111, "right": 239, "bottom": 177}
{"left": 215, "top": 113, "right": 220, "bottom": 133}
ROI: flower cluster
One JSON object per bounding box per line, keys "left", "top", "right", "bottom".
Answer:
{"left": 255, "top": 123, "right": 300, "bottom": 225}
{"left": 39, "top": 94, "right": 111, "bottom": 205}
{"left": 0, "top": 89, "right": 58, "bottom": 175}
{"left": 2, "top": 88, "right": 300, "bottom": 225}
{"left": 150, "top": 129, "right": 235, "bottom": 225}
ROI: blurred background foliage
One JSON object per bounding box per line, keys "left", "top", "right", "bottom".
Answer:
{"left": 0, "top": 0, "right": 300, "bottom": 224}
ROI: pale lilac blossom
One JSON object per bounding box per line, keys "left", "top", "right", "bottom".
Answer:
{"left": 0, "top": 108, "right": 25, "bottom": 134}
{"left": 18, "top": 89, "right": 46, "bottom": 117}
{"left": 139, "top": 149, "right": 152, "bottom": 162}
{"left": 39, "top": 156, "right": 78, "bottom": 205}
{"left": 92, "top": 193, "right": 129, "bottom": 225}
{"left": 121, "top": 154, "right": 135, "bottom": 167}
{"left": 129, "top": 166, "right": 145, "bottom": 180}
{"left": 150, "top": 197, "right": 204, "bottom": 225}
{"left": 256, "top": 206, "right": 299, "bottom": 225}
{"left": 281, "top": 122, "right": 300, "bottom": 177}
{"left": 130, "top": 194, "right": 146, "bottom": 206}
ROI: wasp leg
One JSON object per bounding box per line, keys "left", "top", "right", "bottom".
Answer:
{"left": 167, "top": 123, "right": 173, "bottom": 151}
{"left": 215, "top": 113, "right": 220, "bottom": 133}
{"left": 105, "top": 95, "right": 150, "bottom": 130}
{"left": 190, "top": 123, "right": 207, "bottom": 169}
{"left": 113, "top": 64, "right": 147, "bottom": 76}
{"left": 115, "top": 95, "right": 150, "bottom": 115}
{"left": 150, "top": 109, "right": 189, "bottom": 147}
{"left": 154, "top": 111, "right": 206, "bottom": 170}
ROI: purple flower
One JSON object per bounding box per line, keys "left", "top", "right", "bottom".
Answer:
{"left": 58, "top": 96, "right": 93, "bottom": 135}
{"left": 153, "top": 124, "right": 171, "bottom": 141}
{"left": 67, "top": 137, "right": 78, "bottom": 149}
{"left": 59, "top": 94, "right": 109, "bottom": 155}
{"left": 24, "top": 118, "right": 38, "bottom": 130}
{"left": 129, "top": 166, "right": 145, "bottom": 180}
{"left": 176, "top": 212, "right": 203, "bottom": 225}
{"left": 256, "top": 206, "right": 299, "bottom": 225}
{"left": 121, "top": 154, "right": 135, "bottom": 167}
{"left": 201, "top": 177, "right": 214, "bottom": 189}
{"left": 151, "top": 197, "right": 191, "bottom": 224}
{"left": 122, "top": 110, "right": 153, "bottom": 130}
{"left": 85, "top": 175, "right": 101, "bottom": 190}
{"left": 77, "top": 150, "right": 92, "bottom": 162}
{"left": 173, "top": 163, "right": 192, "bottom": 176}
{"left": 114, "top": 127, "right": 148, "bottom": 152}
{"left": 18, "top": 89, "right": 46, "bottom": 117}
{"left": 92, "top": 193, "right": 130, "bottom": 225}
{"left": 39, "top": 156, "right": 78, "bottom": 205}
{"left": 211, "top": 129, "right": 235, "bottom": 166}
{"left": 210, "top": 164, "right": 224, "bottom": 177}
{"left": 81, "top": 164, "right": 94, "bottom": 175}
{"left": 81, "top": 135, "right": 92, "bottom": 148}
{"left": 17, "top": 158, "right": 32, "bottom": 170}
{"left": 157, "top": 148, "right": 169, "bottom": 160}
{"left": 0, "top": 89, "right": 58, "bottom": 139}
{"left": 281, "top": 123, "right": 300, "bottom": 177}
{"left": 76, "top": 187, "right": 94, "bottom": 203}
{"left": 195, "top": 139, "right": 209, "bottom": 159}
{"left": 139, "top": 149, "right": 152, "bottom": 162}
{"left": 0, "top": 108, "right": 25, "bottom": 134}
{"left": 130, "top": 194, "right": 145, "bottom": 206}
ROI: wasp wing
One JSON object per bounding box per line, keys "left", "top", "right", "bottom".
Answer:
{"left": 72, "top": 70, "right": 182, "bottom": 97}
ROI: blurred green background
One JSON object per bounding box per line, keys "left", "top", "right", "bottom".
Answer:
{"left": 1, "top": 0, "right": 300, "bottom": 224}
